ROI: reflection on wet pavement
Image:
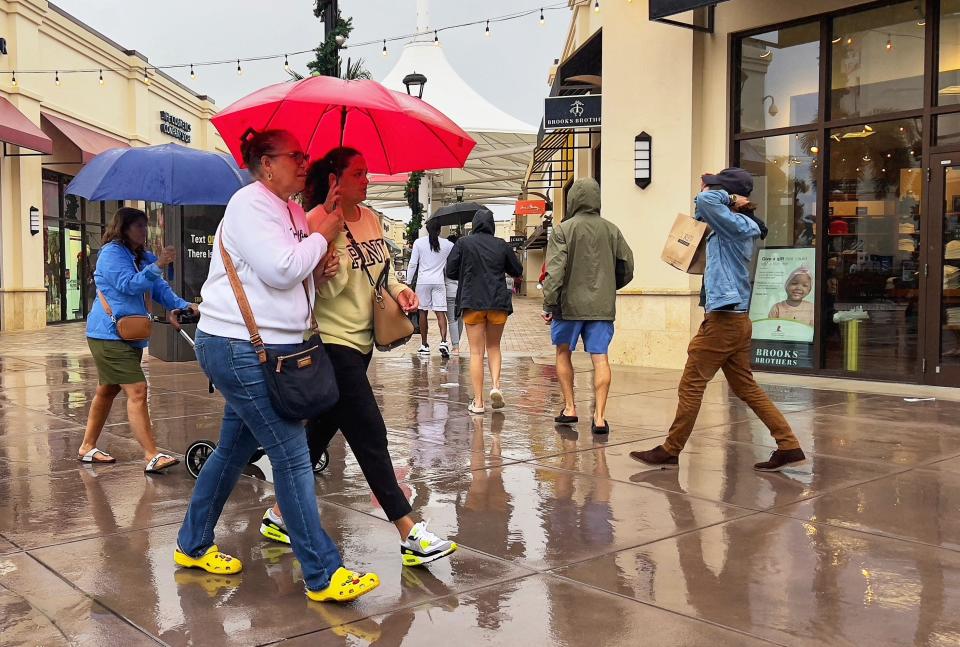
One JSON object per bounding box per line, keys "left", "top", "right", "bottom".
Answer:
{"left": 1, "top": 323, "right": 959, "bottom": 645}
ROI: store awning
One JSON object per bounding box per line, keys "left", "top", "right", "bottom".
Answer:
{"left": 41, "top": 113, "right": 128, "bottom": 163}
{"left": 0, "top": 97, "right": 53, "bottom": 154}
{"left": 650, "top": 0, "right": 728, "bottom": 19}
{"left": 650, "top": 0, "right": 728, "bottom": 31}
{"left": 556, "top": 31, "right": 601, "bottom": 93}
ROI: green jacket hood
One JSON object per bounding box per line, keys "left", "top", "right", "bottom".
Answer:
{"left": 564, "top": 178, "right": 601, "bottom": 221}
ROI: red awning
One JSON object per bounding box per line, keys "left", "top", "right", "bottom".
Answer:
{"left": 41, "top": 112, "right": 128, "bottom": 163}
{"left": 0, "top": 96, "right": 53, "bottom": 154}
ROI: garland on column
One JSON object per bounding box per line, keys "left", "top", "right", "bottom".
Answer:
{"left": 404, "top": 171, "right": 425, "bottom": 246}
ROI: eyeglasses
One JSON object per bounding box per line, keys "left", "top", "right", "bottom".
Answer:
{"left": 267, "top": 151, "right": 310, "bottom": 164}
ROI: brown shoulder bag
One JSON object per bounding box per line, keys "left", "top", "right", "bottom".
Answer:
{"left": 343, "top": 223, "right": 414, "bottom": 351}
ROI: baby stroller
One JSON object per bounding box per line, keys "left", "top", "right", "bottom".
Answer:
{"left": 155, "top": 312, "right": 329, "bottom": 479}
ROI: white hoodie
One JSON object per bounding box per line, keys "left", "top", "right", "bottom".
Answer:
{"left": 198, "top": 181, "right": 327, "bottom": 344}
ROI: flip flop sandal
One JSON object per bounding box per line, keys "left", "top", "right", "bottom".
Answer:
{"left": 145, "top": 452, "right": 180, "bottom": 474}
{"left": 173, "top": 544, "right": 243, "bottom": 575}
{"left": 78, "top": 448, "right": 116, "bottom": 464}
{"left": 306, "top": 567, "right": 380, "bottom": 603}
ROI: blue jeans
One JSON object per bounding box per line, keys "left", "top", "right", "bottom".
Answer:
{"left": 177, "top": 330, "right": 343, "bottom": 591}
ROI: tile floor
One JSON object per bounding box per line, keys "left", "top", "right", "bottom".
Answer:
{"left": 1, "top": 321, "right": 959, "bottom": 646}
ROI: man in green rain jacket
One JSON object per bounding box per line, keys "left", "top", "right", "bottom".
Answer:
{"left": 542, "top": 177, "right": 634, "bottom": 434}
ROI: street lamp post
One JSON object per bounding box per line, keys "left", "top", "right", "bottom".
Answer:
{"left": 402, "top": 72, "right": 428, "bottom": 99}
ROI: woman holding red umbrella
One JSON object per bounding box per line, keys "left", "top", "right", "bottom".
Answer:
{"left": 258, "top": 147, "right": 459, "bottom": 568}
{"left": 175, "top": 129, "right": 380, "bottom": 603}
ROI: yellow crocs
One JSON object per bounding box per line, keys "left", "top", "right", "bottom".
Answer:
{"left": 306, "top": 566, "right": 380, "bottom": 603}
{"left": 173, "top": 544, "right": 243, "bottom": 575}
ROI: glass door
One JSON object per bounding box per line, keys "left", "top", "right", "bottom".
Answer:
{"left": 926, "top": 154, "right": 960, "bottom": 385}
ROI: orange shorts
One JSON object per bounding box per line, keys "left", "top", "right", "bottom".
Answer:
{"left": 462, "top": 309, "right": 508, "bottom": 326}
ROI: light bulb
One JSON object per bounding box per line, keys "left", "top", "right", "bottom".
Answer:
{"left": 540, "top": 8, "right": 545, "bottom": 25}
{"left": 144, "top": 68, "right": 151, "bottom": 85}
{"left": 284, "top": 54, "right": 290, "bottom": 71}
{"left": 99, "top": 69, "right": 104, "bottom": 85}
{"left": 190, "top": 64, "right": 196, "bottom": 80}
{"left": 846, "top": 37, "right": 853, "bottom": 45}
{"left": 55, "top": 71, "right": 60, "bottom": 86}
{"left": 10, "top": 71, "right": 16, "bottom": 87}
{"left": 594, "top": 0, "right": 600, "bottom": 12}
{"left": 434, "top": 30, "right": 440, "bottom": 46}
{"left": 485, "top": 21, "right": 491, "bottom": 37}
{"left": 886, "top": 36, "right": 893, "bottom": 51}
{"left": 810, "top": 146, "right": 819, "bottom": 154}
{"left": 237, "top": 59, "right": 243, "bottom": 76}
{"left": 382, "top": 40, "right": 388, "bottom": 56}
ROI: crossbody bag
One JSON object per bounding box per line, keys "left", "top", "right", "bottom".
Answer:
{"left": 343, "top": 222, "right": 414, "bottom": 351}
{"left": 218, "top": 214, "right": 339, "bottom": 419}
{"left": 97, "top": 251, "right": 153, "bottom": 342}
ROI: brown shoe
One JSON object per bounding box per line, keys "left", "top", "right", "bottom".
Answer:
{"left": 753, "top": 448, "right": 806, "bottom": 472}
{"left": 629, "top": 445, "right": 679, "bottom": 469}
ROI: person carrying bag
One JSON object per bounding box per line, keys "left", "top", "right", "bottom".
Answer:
{"left": 219, "top": 222, "right": 338, "bottom": 418}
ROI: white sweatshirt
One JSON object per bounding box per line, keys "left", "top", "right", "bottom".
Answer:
{"left": 408, "top": 236, "right": 453, "bottom": 286}
{"left": 198, "top": 181, "right": 327, "bottom": 344}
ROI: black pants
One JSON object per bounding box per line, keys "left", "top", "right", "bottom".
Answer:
{"left": 305, "top": 344, "right": 412, "bottom": 522}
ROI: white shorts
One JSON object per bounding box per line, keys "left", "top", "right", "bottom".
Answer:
{"left": 416, "top": 284, "right": 447, "bottom": 311}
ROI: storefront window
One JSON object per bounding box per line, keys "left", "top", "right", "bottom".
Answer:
{"left": 737, "top": 22, "right": 820, "bottom": 132}
{"left": 831, "top": 2, "right": 925, "bottom": 119}
{"left": 939, "top": 0, "right": 960, "bottom": 105}
{"left": 739, "top": 134, "right": 819, "bottom": 368}
{"left": 146, "top": 202, "right": 166, "bottom": 251}
{"left": 825, "top": 118, "right": 922, "bottom": 376}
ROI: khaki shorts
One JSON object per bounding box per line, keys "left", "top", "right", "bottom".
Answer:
{"left": 462, "top": 309, "right": 508, "bottom": 326}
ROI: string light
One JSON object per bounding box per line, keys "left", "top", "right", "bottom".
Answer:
{"left": 1, "top": 1, "right": 582, "bottom": 85}
{"left": 144, "top": 67, "right": 151, "bottom": 85}
{"left": 55, "top": 70, "right": 60, "bottom": 86}
{"left": 485, "top": 20, "right": 491, "bottom": 37}
{"left": 594, "top": 0, "right": 600, "bottom": 12}
{"left": 10, "top": 70, "right": 16, "bottom": 87}
{"left": 886, "top": 35, "right": 893, "bottom": 51}
{"left": 283, "top": 54, "right": 290, "bottom": 71}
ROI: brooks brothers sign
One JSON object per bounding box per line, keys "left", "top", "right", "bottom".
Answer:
{"left": 544, "top": 95, "right": 601, "bottom": 131}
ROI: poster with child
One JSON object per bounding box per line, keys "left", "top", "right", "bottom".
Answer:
{"left": 749, "top": 248, "right": 816, "bottom": 343}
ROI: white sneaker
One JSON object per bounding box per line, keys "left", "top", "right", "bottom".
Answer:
{"left": 438, "top": 341, "right": 450, "bottom": 358}
{"left": 468, "top": 401, "right": 485, "bottom": 415}
{"left": 489, "top": 388, "right": 505, "bottom": 409}
{"left": 400, "top": 520, "right": 458, "bottom": 566}
{"left": 417, "top": 344, "right": 430, "bottom": 355}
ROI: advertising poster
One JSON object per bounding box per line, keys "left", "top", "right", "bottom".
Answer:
{"left": 749, "top": 248, "right": 816, "bottom": 368}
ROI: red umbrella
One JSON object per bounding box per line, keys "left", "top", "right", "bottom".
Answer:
{"left": 212, "top": 77, "right": 476, "bottom": 174}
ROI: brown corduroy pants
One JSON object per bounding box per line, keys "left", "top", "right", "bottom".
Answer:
{"left": 663, "top": 312, "right": 801, "bottom": 455}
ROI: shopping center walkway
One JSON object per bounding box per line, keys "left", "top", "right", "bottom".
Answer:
{"left": 1, "top": 317, "right": 960, "bottom": 646}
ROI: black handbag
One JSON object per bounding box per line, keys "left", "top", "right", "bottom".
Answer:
{"left": 218, "top": 227, "right": 339, "bottom": 419}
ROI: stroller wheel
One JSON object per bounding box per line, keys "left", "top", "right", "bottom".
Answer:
{"left": 185, "top": 440, "right": 217, "bottom": 478}
{"left": 248, "top": 448, "right": 266, "bottom": 465}
{"left": 313, "top": 450, "right": 329, "bottom": 473}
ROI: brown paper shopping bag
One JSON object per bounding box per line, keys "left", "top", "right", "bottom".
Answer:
{"left": 661, "top": 213, "right": 710, "bottom": 275}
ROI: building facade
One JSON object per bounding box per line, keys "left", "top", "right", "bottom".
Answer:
{"left": 526, "top": 0, "right": 960, "bottom": 387}
{"left": 0, "top": 0, "right": 222, "bottom": 332}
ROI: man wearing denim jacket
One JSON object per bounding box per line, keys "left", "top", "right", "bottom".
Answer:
{"left": 631, "top": 167, "right": 806, "bottom": 472}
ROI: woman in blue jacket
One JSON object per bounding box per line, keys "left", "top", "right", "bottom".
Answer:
{"left": 79, "top": 207, "right": 197, "bottom": 473}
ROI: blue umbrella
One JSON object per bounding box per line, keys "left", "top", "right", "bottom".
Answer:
{"left": 66, "top": 143, "right": 251, "bottom": 205}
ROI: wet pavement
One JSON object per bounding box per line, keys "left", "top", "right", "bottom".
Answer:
{"left": 2, "top": 323, "right": 960, "bottom": 645}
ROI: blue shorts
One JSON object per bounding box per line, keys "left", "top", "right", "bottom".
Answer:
{"left": 551, "top": 319, "right": 615, "bottom": 354}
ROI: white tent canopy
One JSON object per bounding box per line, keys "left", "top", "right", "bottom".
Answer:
{"left": 367, "top": 0, "right": 536, "bottom": 211}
